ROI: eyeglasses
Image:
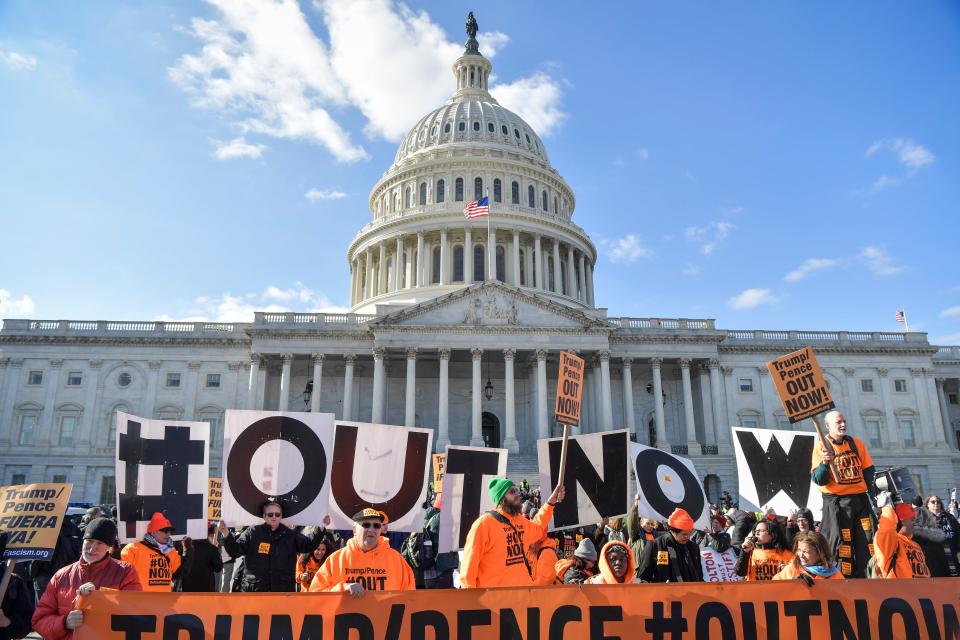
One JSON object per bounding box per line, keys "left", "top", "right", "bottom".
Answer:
{"left": 928, "top": 500, "right": 940, "bottom": 505}
{"left": 360, "top": 522, "right": 383, "bottom": 529}
{"left": 160, "top": 528, "right": 175, "bottom": 534}
{"left": 265, "top": 512, "right": 282, "bottom": 518}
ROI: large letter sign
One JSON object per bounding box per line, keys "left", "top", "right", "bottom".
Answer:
{"left": 439, "top": 445, "right": 507, "bottom": 552}
{"left": 732, "top": 427, "right": 824, "bottom": 519}
{"left": 221, "top": 410, "right": 334, "bottom": 525}
{"left": 631, "top": 442, "right": 710, "bottom": 529}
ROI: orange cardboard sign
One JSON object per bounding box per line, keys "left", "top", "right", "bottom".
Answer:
{"left": 208, "top": 477, "right": 222, "bottom": 521}
{"left": 554, "top": 351, "right": 585, "bottom": 425}
{"left": 432, "top": 454, "right": 445, "bottom": 493}
{"left": 75, "top": 579, "right": 958, "bottom": 640}
{"left": 0, "top": 483, "right": 71, "bottom": 561}
{"left": 767, "top": 347, "right": 835, "bottom": 423}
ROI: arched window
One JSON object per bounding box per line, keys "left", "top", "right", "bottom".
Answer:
{"left": 525, "top": 133, "right": 531, "bottom": 144}
{"left": 458, "top": 121, "right": 465, "bottom": 132}
{"left": 554, "top": 197, "right": 558, "bottom": 214}
{"left": 487, "top": 122, "right": 494, "bottom": 132}
{"left": 496, "top": 245, "right": 505, "bottom": 282}
{"left": 419, "top": 182, "right": 427, "bottom": 205}
{"left": 514, "top": 128, "right": 520, "bottom": 138}
{"left": 436, "top": 179, "right": 445, "bottom": 203}
{"left": 444, "top": 123, "right": 450, "bottom": 134}
{"left": 432, "top": 246, "right": 441, "bottom": 284}
{"left": 473, "top": 121, "right": 480, "bottom": 131}
{"left": 738, "top": 410, "right": 761, "bottom": 429}
{"left": 548, "top": 256, "right": 555, "bottom": 291}
{"left": 405, "top": 187, "right": 411, "bottom": 208}
{"left": 511, "top": 181, "right": 520, "bottom": 204}
{"left": 453, "top": 245, "right": 464, "bottom": 282}
{"left": 528, "top": 185, "right": 535, "bottom": 208}
{"left": 474, "top": 245, "right": 485, "bottom": 281}
{"left": 455, "top": 178, "right": 464, "bottom": 202}
{"left": 474, "top": 177, "right": 483, "bottom": 200}
{"left": 493, "top": 178, "right": 502, "bottom": 203}
{"left": 501, "top": 125, "right": 508, "bottom": 135}
{"left": 542, "top": 190, "right": 548, "bottom": 211}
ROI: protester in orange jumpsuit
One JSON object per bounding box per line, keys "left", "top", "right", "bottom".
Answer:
{"left": 309, "top": 508, "right": 414, "bottom": 596}
{"left": 873, "top": 491, "right": 931, "bottom": 579}
{"left": 120, "top": 512, "right": 182, "bottom": 592}
{"left": 460, "top": 477, "right": 565, "bottom": 588}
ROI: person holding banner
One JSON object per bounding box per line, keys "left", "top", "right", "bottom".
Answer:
{"left": 32, "top": 518, "right": 141, "bottom": 640}
{"left": 585, "top": 541, "right": 639, "bottom": 584}
{"left": 810, "top": 410, "right": 876, "bottom": 578}
{"left": 460, "top": 477, "right": 565, "bottom": 589}
{"left": 120, "top": 512, "right": 182, "bottom": 593}
{"left": 773, "top": 531, "right": 843, "bottom": 583}
{"left": 735, "top": 519, "right": 794, "bottom": 581}
{"left": 636, "top": 508, "right": 703, "bottom": 583}
{"left": 872, "top": 492, "right": 931, "bottom": 578}
{"left": 308, "top": 508, "right": 414, "bottom": 596}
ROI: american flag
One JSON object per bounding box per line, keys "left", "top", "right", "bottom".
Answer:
{"left": 463, "top": 196, "right": 489, "bottom": 218}
{"left": 895, "top": 310, "right": 906, "bottom": 323}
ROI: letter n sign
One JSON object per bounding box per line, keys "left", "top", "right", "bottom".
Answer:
{"left": 555, "top": 351, "right": 585, "bottom": 426}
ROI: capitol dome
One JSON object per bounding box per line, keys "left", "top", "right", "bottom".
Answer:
{"left": 347, "top": 15, "right": 596, "bottom": 314}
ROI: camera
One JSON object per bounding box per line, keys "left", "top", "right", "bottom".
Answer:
{"left": 874, "top": 467, "right": 917, "bottom": 506}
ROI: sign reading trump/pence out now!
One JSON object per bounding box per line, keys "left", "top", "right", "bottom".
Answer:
{"left": 0, "top": 483, "right": 71, "bottom": 561}
{"left": 767, "top": 347, "right": 835, "bottom": 422}
{"left": 554, "top": 351, "right": 585, "bottom": 426}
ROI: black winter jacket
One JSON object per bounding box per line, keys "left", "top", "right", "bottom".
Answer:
{"left": 222, "top": 525, "right": 321, "bottom": 592}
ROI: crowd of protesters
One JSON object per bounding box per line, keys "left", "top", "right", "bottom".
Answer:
{"left": 2, "top": 418, "right": 959, "bottom": 639}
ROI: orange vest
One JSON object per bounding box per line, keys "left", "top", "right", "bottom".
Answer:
{"left": 746, "top": 547, "right": 795, "bottom": 581}
{"left": 810, "top": 436, "right": 873, "bottom": 495}
{"left": 120, "top": 541, "right": 181, "bottom": 592}
{"left": 308, "top": 537, "right": 415, "bottom": 593}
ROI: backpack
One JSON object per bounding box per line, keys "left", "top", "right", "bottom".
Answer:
{"left": 402, "top": 514, "right": 437, "bottom": 570}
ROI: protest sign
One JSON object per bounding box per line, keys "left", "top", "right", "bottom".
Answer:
{"left": 767, "top": 347, "right": 835, "bottom": 423}
{"left": 630, "top": 442, "right": 710, "bottom": 529}
{"left": 732, "top": 427, "right": 824, "bottom": 519}
{"left": 116, "top": 413, "right": 209, "bottom": 542}
{"left": 432, "top": 453, "right": 445, "bottom": 493}
{"left": 222, "top": 410, "right": 335, "bottom": 526}
{"left": 207, "top": 478, "right": 222, "bottom": 521}
{"left": 538, "top": 430, "right": 631, "bottom": 529}
{"left": 0, "top": 483, "right": 71, "bottom": 560}
{"left": 76, "top": 579, "right": 959, "bottom": 640}
{"left": 700, "top": 546, "right": 742, "bottom": 582}
{"left": 439, "top": 445, "right": 507, "bottom": 552}
{"left": 328, "top": 421, "right": 433, "bottom": 532}
{"left": 554, "top": 350, "right": 585, "bottom": 425}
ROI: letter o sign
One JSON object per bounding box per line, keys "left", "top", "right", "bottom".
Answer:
{"left": 226, "top": 416, "right": 326, "bottom": 517}
{"left": 634, "top": 448, "right": 704, "bottom": 522}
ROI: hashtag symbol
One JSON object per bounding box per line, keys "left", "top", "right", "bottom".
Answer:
{"left": 645, "top": 602, "right": 687, "bottom": 640}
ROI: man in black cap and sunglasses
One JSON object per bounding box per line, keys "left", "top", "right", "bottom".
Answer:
{"left": 309, "top": 507, "right": 414, "bottom": 597}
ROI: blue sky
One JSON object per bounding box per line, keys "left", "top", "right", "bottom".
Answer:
{"left": 1, "top": 1, "right": 958, "bottom": 343}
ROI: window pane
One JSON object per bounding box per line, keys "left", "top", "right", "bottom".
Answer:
{"left": 432, "top": 247, "right": 441, "bottom": 284}
{"left": 166, "top": 373, "right": 181, "bottom": 387}
{"left": 739, "top": 378, "right": 753, "bottom": 392}
{"left": 52, "top": 474, "right": 68, "bottom": 484}
{"left": 99, "top": 476, "right": 116, "bottom": 505}
{"left": 419, "top": 182, "right": 427, "bottom": 205}
{"left": 861, "top": 379, "right": 874, "bottom": 393}
{"left": 19, "top": 415, "right": 36, "bottom": 445}
{"left": 528, "top": 185, "right": 535, "bottom": 208}
{"left": 207, "top": 374, "right": 221, "bottom": 388}
{"left": 12, "top": 474, "right": 26, "bottom": 485}
{"left": 493, "top": 179, "right": 501, "bottom": 203}
{"left": 511, "top": 181, "right": 519, "bottom": 204}
{"left": 474, "top": 177, "right": 483, "bottom": 200}
{"left": 59, "top": 415, "right": 77, "bottom": 446}
{"left": 542, "top": 190, "right": 548, "bottom": 211}
{"left": 900, "top": 419, "right": 915, "bottom": 447}
{"left": 894, "top": 379, "right": 907, "bottom": 393}
{"left": 496, "top": 245, "right": 505, "bottom": 282}
{"left": 436, "top": 179, "right": 445, "bottom": 203}
{"left": 453, "top": 246, "right": 464, "bottom": 282}
{"left": 473, "top": 245, "right": 484, "bottom": 281}
{"left": 28, "top": 371, "right": 43, "bottom": 385}
{"left": 866, "top": 420, "right": 882, "bottom": 448}
{"left": 455, "top": 178, "right": 463, "bottom": 201}
{"left": 67, "top": 372, "right": 83, "bottom": 386}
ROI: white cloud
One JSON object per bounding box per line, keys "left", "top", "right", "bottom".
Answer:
{"left": 305, "top": 188, "right": 347, "bottom": 201}
{"left": 213, "top": 136, "right": 266, "bottom": 160}
{"left": 940, "top": 306, "right": 960, "bottom": 319}
{"left": 0, "top": 289, "right": 36, "bottom": 318}
{"left": 159, "top": 283, "right": 348, "bottom": 322}
{"left": 728, "top": 288, "right": 778, "bottom": 310}
{"left": 784, "top": 258, "right": 842, "bottom": 283}
{"left": 171, "top": 0, "right": 564, "bottom": 161}
{"left": 606, "top": 234, "right": 651, "bottom": 264}
{"left": 685, "top": 221, "right": 734, "bottom": 255}
{"left": 870, "top": 175, "right": 901, "bottom": 191}
{"left": 859, "top": 246, "right": 903, "bottom": 276}
{"left": 0, "top": 50, "right": 38, "bottom": 71}
{"left": 867, "top": 138, "right": 935, "bottom": 170}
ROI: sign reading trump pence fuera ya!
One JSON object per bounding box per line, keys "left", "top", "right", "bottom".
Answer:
{"left": 767, "top": 347, "right": 835, "bottom": 423}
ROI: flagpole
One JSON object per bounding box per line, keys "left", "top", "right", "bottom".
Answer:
{"left": 903, "top": 311, "right": 910, "bottom": 333}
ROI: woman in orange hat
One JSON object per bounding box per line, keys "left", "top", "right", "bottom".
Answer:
{"left": 119, "top": 512, "right": 183, "bottom": 592}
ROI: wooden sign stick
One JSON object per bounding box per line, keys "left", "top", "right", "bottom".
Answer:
{"left": 0, "top": 559, "right": 18, "bottom": 607}
{"left": 811, "top": 414, "right": 840, "bottom": 482}
{"left": 557, "top": 423, "right": 570, "bottom": 488}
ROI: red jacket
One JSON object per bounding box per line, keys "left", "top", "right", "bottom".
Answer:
{"left": 32, "top": 557, "right": 141, "bottom": 640}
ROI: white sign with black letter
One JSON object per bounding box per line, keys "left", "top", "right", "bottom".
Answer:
{"left": 439, "top": 445, "right": 508, "bottom": 553}
{"left": 630, "top": 442, "right": 710, "bottom": 529}
{"left": 732, "top": 427, "right": 823, "bottom": 519}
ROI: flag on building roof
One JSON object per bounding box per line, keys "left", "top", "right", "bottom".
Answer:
{"left": 895, "top": 309, "right": 906, "bottom": 323}
{"left": 463, "top": 196, "right": 489, "bottom": 218}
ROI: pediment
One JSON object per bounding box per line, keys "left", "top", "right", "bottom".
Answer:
{"left": 371, "top": 282, "right": 611, "bottom": 330}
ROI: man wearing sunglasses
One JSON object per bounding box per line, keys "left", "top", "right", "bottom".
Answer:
{"left": 120, "top": 512, "right": 183, "bottom": 592}
{"left": 219, "top": 500, "right": 327, "bottom": 592}
{"left": 309, "top": 508, "right": 414, "bottom": 597}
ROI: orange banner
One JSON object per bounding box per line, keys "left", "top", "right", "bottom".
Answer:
{"left": 554, "top": 350, "right": 585, "bottom": 425}
{"left": 76, "top": 579, "right": 958, "bottom": 640}
{"left": 767, "top": 347, "right": 835, "bottom": 422}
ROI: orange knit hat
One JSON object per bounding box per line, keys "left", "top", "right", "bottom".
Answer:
{"left": 667, "top": 508, "right": 696, "bottom": 530}
{"left": 147, "top": 512, "right": 174, "bottom": 533}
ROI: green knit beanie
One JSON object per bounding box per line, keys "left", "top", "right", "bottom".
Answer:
{"left": 487, "top": 477, "right": 515, "bottom": 506}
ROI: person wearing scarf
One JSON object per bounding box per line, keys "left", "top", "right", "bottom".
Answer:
{"left": 773, "top": 531, "right": 843, "bottom": 584}
{"left": 120, "top": 512, "right": 183, "bottom": 592}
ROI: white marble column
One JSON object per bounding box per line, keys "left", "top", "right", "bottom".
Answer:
{"left": 698, "top": 365, "right": 715, "bottom": 444}
{"left": 935, "top": 378, "right": 955, "bottom": 447}
{"left": 465, "top": 228, "right": 473, "bottom": 284}
{"left": 524, "top": 240, "right": 534, "bottom": 287}
{"left": 552, "top": 240, "right": 562, "bottom": 293}
{"left": 342, "top": 355, "right": 355, "bottom": 420}
{"left": 437, "top": 349, "right": 450, "bottom": 449}
{"left": 0, "top": 360, "right": 23, "bottom": 445}
{"left": 36, "top": 359, "right": 63, "bottom": 446}
{"left": 310, "top": 354, "right": 324, "bottom": 413}
{"left": 599, "top": 351, "right": 613, "bottom": 431}
{"left": 577, "top": 253, "right": 586, "bottom": 302}
{"left": 877, "top": 368, "right": 900, "bottom": 447}
{"left": 708, "top": 360, "right": 728, "bottom": 446}
{"left": 184, "top": 361, "right": 200, "bottom": 419}
{"left": 651, "top": 358, "right": 667, "bottom": 449}
{"left": 404, "top": 348, "right": 417, "bottom": 427}
{"left": 680, "top": 359, "right": 698, "bottom": 448}
{"left": 77, "top": 360, "right": 102, "bottom": 448}
{"left": 566, "top": 246, "right": 576, "bottom": 298}
{"left": 279, "top": 354, "right": 292, "bottom": 412}
{"left": 534, "top": 234, "right": 544, "bottom": 289}
{"left": 503, "top": 349, "right": 519, "bottom": 453}
{"left": 924, "top": 373, "right": 948, "bottom": 446}
{"left": 585, "top": 262, "right": 595, "bottom": 307}
{"left": 536, "top": 349, "right": 549, "bottom": 440}
{"left": 372, "top": 348, "right": 386, "bottom": 423}
{"left": 512, "top": 230, "right": 521, "bottom": 286}
{"left": 910, "top": 368, "right": 934, "bottom": 447}
{"left": 416, "top": 232, "right": 425, "bottom": 287}
{"left": 621, "top": 357, "right": 636, "bottom": 434}
{"left": 470, "top": 348, "right": 483, "bottom": 446}
{"left": 843, "top": 368, "right": 862, "bottom": 439}
{"left": 439, "top": 229, "right": 448, "bottom": 285}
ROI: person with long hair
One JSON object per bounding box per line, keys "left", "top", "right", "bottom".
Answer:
{"left": 734, "top": 519, "right": 794, "bottom": 581}
{"left": 295, "top": 531, "right": 334, "bottom": 591}
{"left": 773, "top": 531, "right": 843, "bottom": 583}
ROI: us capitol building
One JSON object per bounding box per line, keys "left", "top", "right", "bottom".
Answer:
{"left": 2, "top": 18, "right": 958, "bottom": 505}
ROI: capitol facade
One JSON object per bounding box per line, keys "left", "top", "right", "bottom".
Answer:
{"left": 2, "top": 28, "right": 958, "bottom": 506}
